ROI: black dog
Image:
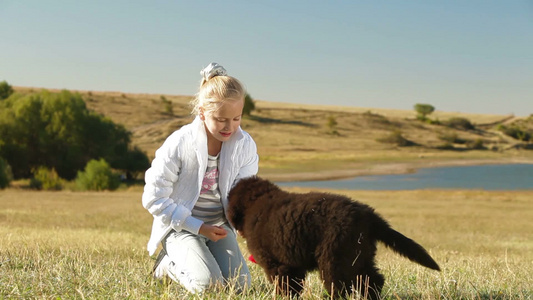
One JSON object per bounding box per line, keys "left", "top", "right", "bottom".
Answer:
{"left": 227, "top": 176, "right": 440, "bottom": 299}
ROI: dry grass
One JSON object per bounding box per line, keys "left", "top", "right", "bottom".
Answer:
{"left": 254, "top": 100, "right": 513, "bottom": 124}
{"left": 1, "top": 188, "right": 532, "bottom": 299}
{"left": 13, "top": 87, "right": 533, "bottom": 182}
{"left": 80, "top": 91, "right": 533, "bottom": 180}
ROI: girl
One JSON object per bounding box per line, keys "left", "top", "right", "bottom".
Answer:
{"left": 142, "top": 62, "right": 258, "bottom": 294}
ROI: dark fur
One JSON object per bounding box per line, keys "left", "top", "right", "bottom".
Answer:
{"left": 227, "top": 176, "right": 440, "bottom": 299}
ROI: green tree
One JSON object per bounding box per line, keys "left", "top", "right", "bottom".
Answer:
{"left": 110, "top": 146, "right": 150, "bottom": 180}
{"left": 0, "top": 93, "right": 46, "bottom": 178}
{"left": 30, "top": 166, "right": 63, "bottom": 190}
{"left": 377, "top": 130, "right": 415, "bottom": 147}
{"left": 0, "top": 157, "right": 13, "bottom": 189}
{"left": 445, "top": 117, "right": 474, "bottom": 130}
{"left": 160, "top": 95, "right": 173, "bottom": 115}
{"left": 0, "top": 90, "right": 150, "bottom": 179}
{"left": 497, "top": 125, "right": 532, "bottom": 141}
{"left": 414, "top": 103, "right": 435, "bottom": 121}
{"left": 243, "top": 93, "right": 256, "bottom": 116}
{"left": 0, "top": 81, "right": 14, "bottom": 100}
{"left": 76, "top": 159, "right": 119, "bottom": 191}
{"left": 327, "top": 115, "right": 339, "bottom": 135}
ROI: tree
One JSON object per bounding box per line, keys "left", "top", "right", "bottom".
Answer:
{"left": 110, "top": 146, "right": 150, "bottom": 179}
{"left": 445, "top": 117, "right": 474, "bottom": 130}
{"left": 497, "top": 125, "right": 532, "bottom": 141}
{"left": 160, "top": 95, "right": 173, "bottom": 115}
{"left": 243, "top": 93, "right": 256, "bottom": 116}
{"left": 30, "top": 167, "right": 63, "bottom": 190}
{"left": 377, "top": 130, "right": 415, "bottom": 147}
{"left": 75, "top": 159, "right": 119, "bottom": 191}
{"left": 327, "top": 115, "right": 339, "bottom": 135}
{"left": 0, "top": 157, "right": 13, "bottom": 189}
{"left": 414, "top": 103, "right": 435, "bottom": 121}
{"left": 0, "top": 93, "right": 46, "bottom": 178}
{"left": 0, "top": 90, "right": 150, "bottom": 179}
{"left": 0, "top": 81, "right": 14, "bottom": 100}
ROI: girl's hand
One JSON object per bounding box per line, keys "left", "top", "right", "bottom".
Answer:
{"left": 199, "top": 224, "right": 227, "bottom": 242}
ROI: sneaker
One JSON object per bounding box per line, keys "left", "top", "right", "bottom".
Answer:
{"left": 152, "top": 248, "right": 170, "bottom": 280}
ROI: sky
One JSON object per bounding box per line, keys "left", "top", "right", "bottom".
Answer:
{"left": 1, "top": 1, "right": 532, "bottom": 116}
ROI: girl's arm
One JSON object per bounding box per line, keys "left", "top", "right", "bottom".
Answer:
{"left": 142, "top": 141, "right": 192, "bottom": 231}
{"left": 233, "top": 137, "right": 259, "bottom": 184}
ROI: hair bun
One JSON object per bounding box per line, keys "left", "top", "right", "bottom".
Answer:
{"left": 200, "top": 62, "right": 227, "bottom": 82}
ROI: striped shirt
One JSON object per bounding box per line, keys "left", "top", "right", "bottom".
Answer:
{"left": 191, "top": 154, "right": 226, "bottom": 226}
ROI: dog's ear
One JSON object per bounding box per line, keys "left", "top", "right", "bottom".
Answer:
{"left": 227, "top": 176, "right": 277, "bottom": 231}
{"left": 227, "top": 206, "right": 244, "bottom": 231}
{"left": 241, "top": 176, "right": 278, "bottom": 202}
{"left": 227, "top": 177, "right": 251, "bottom": 231}
{"left": 229, "top": 176, "right": 263, "bottom": 202}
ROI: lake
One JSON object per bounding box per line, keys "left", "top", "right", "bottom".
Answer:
{"left": 277, "top": 164, "right": 533, "bottom": 190}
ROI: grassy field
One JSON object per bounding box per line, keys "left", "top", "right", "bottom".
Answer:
{"left": 1, "top": 188, "right": 531, "bottom": 299}
{"left": 4, "top": 88, "right": 531, "bottom": 299}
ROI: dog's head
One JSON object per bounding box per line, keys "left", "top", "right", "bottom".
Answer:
{"left": 227, "top": 176, "right": 279, "bottom": 233}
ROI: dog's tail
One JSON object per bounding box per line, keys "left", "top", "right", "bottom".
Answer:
{"left": 373, "top": 217, "right": 440, "bottom": 271}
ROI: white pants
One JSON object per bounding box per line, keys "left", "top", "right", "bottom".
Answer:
{"left": 162, "top": 223, "right": 251, "bottom": 294}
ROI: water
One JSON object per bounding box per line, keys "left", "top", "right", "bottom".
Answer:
{"left": 277, "top": 164, "right": 533, "bottom": 190}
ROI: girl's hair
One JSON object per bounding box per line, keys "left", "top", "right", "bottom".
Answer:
{"left": 191, "top": 66, "right": 246, "bottom": 116}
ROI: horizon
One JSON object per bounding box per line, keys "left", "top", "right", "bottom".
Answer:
{"left": 2, "top": 1, "right": 532, "bottom": 116}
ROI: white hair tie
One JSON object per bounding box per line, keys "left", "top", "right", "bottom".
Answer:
{"left": 200, "top": 62, "right": 227, "bottom": 82}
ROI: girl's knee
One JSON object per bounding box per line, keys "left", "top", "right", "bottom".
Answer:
{"left": 236, "top": 272, "right": 252, "bottom": 292}
{"left": 176, "top": 270, "right": 224, "bottom": 294}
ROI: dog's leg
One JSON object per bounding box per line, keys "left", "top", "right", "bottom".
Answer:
{"left": 317, "top": 258, "right": 349, "bottom": 298}
{"left": 342, "top": 264, "right": 384, "bottom": 300}
{"left": 362, "top": 265, "right": 385, "bottom": 300}
{"left": 266, "top": 264, "right": 305, "bottom": 297}
{"left": 318, "top": 248, "right": 384, "bottom": 300}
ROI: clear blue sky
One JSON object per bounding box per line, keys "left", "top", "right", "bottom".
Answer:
{"left": 1, "top": 1, "right": 532, "bottom": 116}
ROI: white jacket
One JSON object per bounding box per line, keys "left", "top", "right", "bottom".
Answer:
{"left": 142, "top": 116, "right": 259, "bottom": 255}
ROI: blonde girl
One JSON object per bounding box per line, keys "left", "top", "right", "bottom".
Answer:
{"left": 142, "top": 63, "right": 258, "bottom": 294}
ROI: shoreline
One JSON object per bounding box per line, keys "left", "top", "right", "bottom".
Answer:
{"left": 263, "top": 157, "right": 533, "bottom": 182}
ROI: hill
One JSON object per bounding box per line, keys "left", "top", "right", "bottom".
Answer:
{"left": 13, "top": 87, "right": 533, "bottom": 181}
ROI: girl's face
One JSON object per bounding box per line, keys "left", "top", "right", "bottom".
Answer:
{"left": 200, "top": 99, "right": 244, "bottom": 143}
